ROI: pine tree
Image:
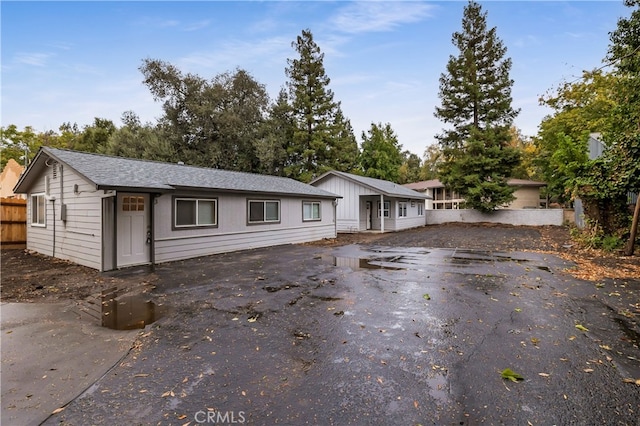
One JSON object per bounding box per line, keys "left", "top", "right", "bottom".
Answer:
{"left": 434, "top": 1, "right": 520, "bottom": 212}
{"left": 359, "top": 122, "right": 403, "bottom": 182}
{"left": 284, "top": 29, "right": 358, "bottom": 182}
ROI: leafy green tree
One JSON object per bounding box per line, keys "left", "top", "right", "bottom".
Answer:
{"left": 140, "top": 60, "right": 269, "bottom": 171}
{"left": 536, "top": 70, "right": 618, "bottom": 203}
{"left": 398, "top": 151, "right": 422, "bottom": 184}
{"left": 507, "top": 127, "right": 538, "bottom": 180}
{"left": 420, "top": 144, "right": 443, "bottom": 180}
{"left": 255, "top": 89, "right": 291, "bottom": 176}
{"left": 0, "top": 125, "right": 39, "bottom": 168}
{"left": 434, "top": 1, "right": 520, "bottom": 212}
{"left": 103, "top": 111, "right": 176, "bottom": 161}
{"left": 359, "top": 122, "right": 403, "bottom": 182}
{"left": 56, "top": 122, "right": 82, "bottom": 150}
{"left": 70, "top": 118, "right": 116, "bottom": 153}
{"left": 575, "top": 0, "right": 640, "bottom": 241}
{"left": 284, "top": 29, "right": 358, "bottom": 181}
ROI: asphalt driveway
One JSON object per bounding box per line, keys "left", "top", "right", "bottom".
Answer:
{"left": 2, "top": 224, "right": 639, "bottom": 425}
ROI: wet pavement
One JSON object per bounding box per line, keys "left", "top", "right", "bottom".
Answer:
{"left": 0, "top": 302, "right": 138, "bottom": 426}
{"left": 10, "top": 242, "right": 640, "bottom": 425}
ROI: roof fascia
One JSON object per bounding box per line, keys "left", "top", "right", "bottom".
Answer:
{"left": 170, "top": 185, "right": 342, "bottom": 199}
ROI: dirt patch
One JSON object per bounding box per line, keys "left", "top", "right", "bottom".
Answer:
{"left": 0, "top": 250, "right": 157, "bottom": 302}
{"left": 2, "top": 224, "right": 638, "bottom": 302}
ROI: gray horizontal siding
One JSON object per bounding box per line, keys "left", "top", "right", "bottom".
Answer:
{"left": 154, "top": 223, "right": 335, "bottom": 263}
{"left": 26, "top": 165, "right": 102, "bottom": 270}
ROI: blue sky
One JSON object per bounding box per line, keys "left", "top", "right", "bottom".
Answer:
{"left": 1, "top": 1, "right": 630, "bottom": 157}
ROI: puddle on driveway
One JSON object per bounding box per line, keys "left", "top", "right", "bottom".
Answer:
{"left": 79, "top": 286, "right": 165, "bottom": 330}
{"left": 328, "top": 255, "right": 405, "bottom": 270}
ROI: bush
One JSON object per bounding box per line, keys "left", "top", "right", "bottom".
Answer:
{"left": 570, "top": 220, "right": 624, "bottom": 252}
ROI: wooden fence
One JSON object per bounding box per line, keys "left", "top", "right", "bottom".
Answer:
{"left": 1, "top": 197, "right": 27, "bottom": 248}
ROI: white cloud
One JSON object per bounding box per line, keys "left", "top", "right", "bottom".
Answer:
{"left": 183, "top": 20, "right": 210, "bottom": 32}
{"left": 331, "top": 1, "right": 436, "bottom": 34}
{"left": 14, "top": 52, "right": 54, "bottom": 67}
{"left": 179, "top": 36, "right": 292, "bottom": 72}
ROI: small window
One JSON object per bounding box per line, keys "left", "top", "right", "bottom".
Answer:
{"left": 398, "top": 202, "right": 408, "bottom": 217}
{"left": 248, "top": 200, "right": 280, "bottom": 224}
{"left": 175, "top": 198, "right": 217, "bottom": 228}
{"left": 31, "top": 194, "right": 46, "bottom": 227}
{"left": 377, "top": 201, "right": 390, "bottom": 218}
{"left": 303, "top": 201, "right": 321, "bottom": 221}
{"left": 122, "top": 196, "right": 145, "bottom": 212}
{"left": 418, "top": 203, "right": 424, "bottom": 216}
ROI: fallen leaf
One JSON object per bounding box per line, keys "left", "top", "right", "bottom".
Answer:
{"left": 538, "top": 373, "right": 550, "bottom": 377}
{"left": 583, "top": 368, "right": 594, "bottom": 373}
{"left": 622, "top": 378, "right": 640, "bottom": 386}
{"left": 501, "top": 368, "right": 524, "bottom": 382}
{"left": 134, "top": 373, "right": 150, "bottom": 378}
{"left": 423, "top": 293, "right": 431, "bottom": 301}
{"left": 414, "top": 400, "right": 419, "bottom": 409}
{"left": 52, "top": 407, "right": 65, "bottom": 415}
{"left": 178, "top": 414, "right": 187, "bottom": 419}
{"left": 575, "top": 324, "right": 589, "bottom": 332}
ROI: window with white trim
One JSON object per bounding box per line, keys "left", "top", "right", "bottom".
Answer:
{"left": 175, "top": 198, "right": 217, "bottom": 228}
{"left": 303, "top": 201, "right": 321, "bottom": 221}
{"left": 418, "top": 202, "right": 424, "bottom": 216}
{"left": 248, "top": 200, "right": 280, "bottom": 224}
{"left": 31, "top": 193, "right": 46, "bottom": 227}
{"left": 398, "top": 202, "right": 408, "bottom": 217}
{"left": 377, "top": 201, "right": 390, "bottom": 218}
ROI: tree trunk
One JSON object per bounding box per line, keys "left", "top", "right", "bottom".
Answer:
{"left": 624, "top": 195, "right": 640, "bottom": 256}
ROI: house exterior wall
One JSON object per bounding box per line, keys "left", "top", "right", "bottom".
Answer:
{"left": 26, "top": 164, "right": 103, "bottom": 270}
{"left": 313, "top": 175, "right": 426, "bottom": 233}
{"left": 314, "top": 175, "right": 377, "bottom": 232}
{"left": 358, "top": 196, "right": 425, "bottom": 232}
{"left": 152, "top": 192, "right": 336, "bottom": 264}
{"left": 508, "top": 187, "right": 542, "bottom": 209}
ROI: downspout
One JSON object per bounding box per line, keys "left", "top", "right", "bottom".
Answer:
{"left": 380, "top": 194, "right": 385, "bottom": 233}
{"left": 59, "top": 164, "right": 64, "bottom": 224}
{"left": 150, "top": 194, "right": 156, "bottom": 272}
{"left": 51, "top": 198, "right": 56, "bottom": 257}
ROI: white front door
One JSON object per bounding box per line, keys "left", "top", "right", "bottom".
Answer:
{"left": 117, "top": 193, "right": 150, "bottom": 267}
{"left": 366, "top": 201, "right": 372, "bottom": 230}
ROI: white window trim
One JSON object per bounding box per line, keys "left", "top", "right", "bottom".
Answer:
{"left": 398, "top": 201, "right": 408, "bottom": 218}
{"left": 31, "top": 193, "right": 46, "bottom": 227}
{"left": 248, "top": 200, "right": 280, "bottom": 224}
{"left": 174, "top": 197, "right": 218, "bottom": 228}
{"left": 418, "top": 203, "right": 425, "bottom": 216}
{"left": 377, "top": 201, "right": 390, "bottom": 218}
{"left": 302, "top": 201, "right": 321, "bottom": 222}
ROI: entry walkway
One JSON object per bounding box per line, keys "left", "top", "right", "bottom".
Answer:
{"left": 1, "top": 302, "right": 138, "bottom": 426}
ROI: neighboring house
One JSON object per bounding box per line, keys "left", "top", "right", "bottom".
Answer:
{"left": 1, "top": 159, "right": 26, "bottom": 199}
{"left": 405, "top": 179, "right": 547, "bottom": 210}
{"left": 13, "top": 147, "right": 340, "bottom": 271}
{"left": 309, "top": 171, "right": 431, "bottom": 233}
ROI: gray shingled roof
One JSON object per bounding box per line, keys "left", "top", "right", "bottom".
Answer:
{"left": 312, "top": 170, "right": 430, "bottom": 199}
{"left": 21, "top": 148, "right": 339, "bottom": 198}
